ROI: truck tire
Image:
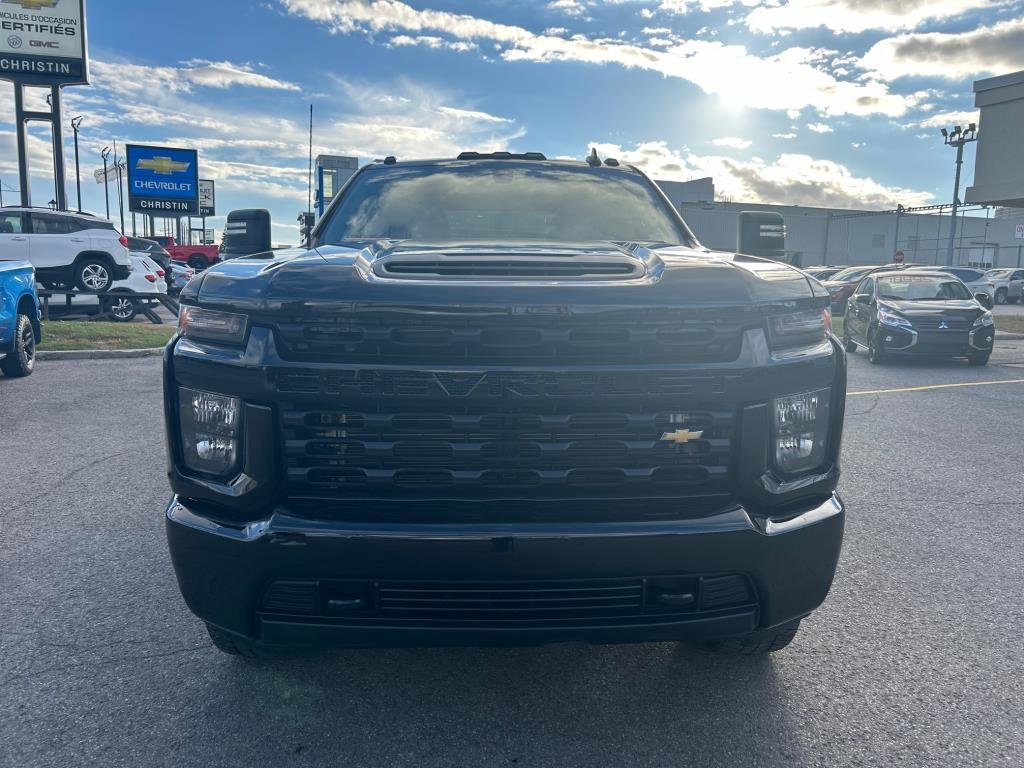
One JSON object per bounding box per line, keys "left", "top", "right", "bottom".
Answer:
{"left": 995, "top": 288, "right": 1007, "bottom": 305}
{"left": 188, "top": 255, "right": 207, "bottom": 271}
{"left": 1, "top": 314, "right": 36, "bottom": 378}
{"left": 74, "top": 256, "right": 114, "bottom": 292}
{"left": 694, "top": 620, "right": 801, "bottom": 655}
{"left": 205, "top": 625, "right": 264, "bottom": 658}
{"left": 968, "top": 352, "right": 990, "bottom": 366}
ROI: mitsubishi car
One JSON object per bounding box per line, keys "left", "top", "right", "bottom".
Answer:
{"left": 842, "top": 270, "right": 995, "bottom": 365}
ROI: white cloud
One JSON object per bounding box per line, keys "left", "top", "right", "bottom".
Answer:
{"left": 547, "top": 0, "right": 590, "bottom": 17}
{"left": 908, "top": 110, "right": 979, "bottom": 130}
{"left": 712, "top": 136, "right": 752, "bottom": 149}
{"left": 389, "top": 34, "right": 478, "bottom": 52}
{"left": 590, "top": 140, "right": 933, "bottom": 209}
{"left": 658, "top": 0, "right": 759, "bottom": 13}
{"left": 87, "top": 59, "right": 299, "bottom": 95}
{"left": 746, "top": 0, "right": 1007, "bottom": 34}
{"left": 860, "top": 17, "right": 1024, "bottom": 80}
{"left": 278, "top": 0, "right": 925, "bottom": 117}
{"left": 437, "top": 106, "right": 513, "bottom": 123}
{"left": 807, "top": 122, "right": 833, "bottom": 133}
{"left": 773, "top": 132, "right": 797, "bottom": 139}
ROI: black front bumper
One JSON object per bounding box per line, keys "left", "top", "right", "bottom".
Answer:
{"left": 166, "top": 493, "right": 844, "bottom": 648}
{"left": 876, "top": 324, "right": 994, "bottom": 357}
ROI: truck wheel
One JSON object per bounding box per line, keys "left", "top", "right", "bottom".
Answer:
{"left": 75, "top": 257, "right": 114, "bottom": 292}
{"left": 995, "top": 288, "right": 1007, "bottom": 305}
{"left": 968, "top": 352, "right": 990, "bottom": 366}
{"left": 188, "top": 255, "right": 207, "bottom": 271}
{"left": 1, "top": 314, "right": 36, "bottom": 378}
{"left": 694, "top": 620, "right": 801, "bottom": 655}
{"left": 205, "top": 624, "right": 265, "bottom": 658}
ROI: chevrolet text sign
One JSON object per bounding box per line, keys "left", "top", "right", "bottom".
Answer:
{"left": 0, "top": 0, "right": 87, "bottom": 85}
{"left": 126, "top": 144, "right": 200, "bottom": 215}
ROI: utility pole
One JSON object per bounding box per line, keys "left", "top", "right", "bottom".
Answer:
{"left": 941, "top": 124, "right": 978, "bottom": 266}
{"left": 71, "top": 116, "right": 84, "bottom": 212}
{"left": 101, "top": 146, "right": 111, "bottom": 219}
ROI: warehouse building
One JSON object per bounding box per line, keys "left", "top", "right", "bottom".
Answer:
{"left": 656, "top": 178, "right": 1024, "bottom": 269}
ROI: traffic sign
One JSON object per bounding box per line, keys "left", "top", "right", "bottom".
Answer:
{"left": 1015, "top": 223, "right": 1024, "bottom": 240}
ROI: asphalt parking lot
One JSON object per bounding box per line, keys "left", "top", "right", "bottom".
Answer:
{"left": 3, "top": 341, "right": 1024, "bottom": 768}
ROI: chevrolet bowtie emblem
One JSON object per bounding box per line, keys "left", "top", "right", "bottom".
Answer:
{"left": 136, "top": 156, "right": 190, "bottom": 175}
{"left": 3, "top": 0, "right": 59, "bottom": 8}
{"left": 660, "top": 429, "right": 703, "bottom": 444}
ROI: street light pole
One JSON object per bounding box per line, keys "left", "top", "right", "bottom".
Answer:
{"left": 101, "top": 146, "right": 111, "bottom": 219}
{"left": 71, "top": 116, "right": 84, "bottom": 212}
{"left": 941, "top": 124, "right": 978, "bottom": 266}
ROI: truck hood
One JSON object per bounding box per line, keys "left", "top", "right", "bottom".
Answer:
{"left": 187, "top": 241, "right": 826, "bottom": 313}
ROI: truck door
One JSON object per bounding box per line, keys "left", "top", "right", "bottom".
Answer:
{"left": 0, "top": 212, "right": 30, "bottom": 262}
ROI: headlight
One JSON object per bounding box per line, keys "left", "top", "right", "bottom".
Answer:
{"left": 766, "top": 308, "right": 831, "bottom": 350}
{"left": 178, "top": 387, "right": 242, "bottom": 476}
{"left": 178, "top": 305, "right": 248, "bottom": 345}
{"left": 973, "top": 311, "right": 994, "bottom": 327}
{"left": 878, "top": 308, "right": 913, "bottom": 329}
{"left": 772, "top": 388, "right": 831, "bottom": 476}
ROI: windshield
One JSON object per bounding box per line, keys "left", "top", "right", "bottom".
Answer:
{"left": 988, "top": 269, "right": 1011, "bottom": 278}
{"left": 830, "top": 266, "right": 874, "bottom": 282}
{"left": 317, "top": 162, "right": 695, "bottom": 246}
{"left": 877, "top": 274, "right": 973, "bottom": 301}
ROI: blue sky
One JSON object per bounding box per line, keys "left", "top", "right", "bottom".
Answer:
{"left": 3, "top": 0, "right": 1024, "bottom": 244}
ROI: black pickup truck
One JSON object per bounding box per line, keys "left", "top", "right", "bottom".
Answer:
{"left": 164, "top": 153, "right": 846, "bottom": 657}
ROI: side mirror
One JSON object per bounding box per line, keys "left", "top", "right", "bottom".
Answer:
{"left": 855, "top": 294, "right": 871, "bottom": 305}
{"left": 975, "top": 292, "right": 993, "bottom": 309}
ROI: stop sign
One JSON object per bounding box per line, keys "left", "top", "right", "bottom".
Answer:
{"left": 894, "top": 250, "right": 905, "bottom": 264}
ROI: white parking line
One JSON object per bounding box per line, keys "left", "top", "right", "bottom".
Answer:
{"left": 848, "top": 379, "right": 1024, "bottom": 396}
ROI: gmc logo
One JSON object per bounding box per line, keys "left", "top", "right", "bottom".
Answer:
{"left": 30, "top": 41, "right": 59, "bottom": 48}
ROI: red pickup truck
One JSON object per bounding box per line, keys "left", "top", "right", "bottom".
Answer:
{"left": 149, "top": 236, "right": 220, "bottom": 270}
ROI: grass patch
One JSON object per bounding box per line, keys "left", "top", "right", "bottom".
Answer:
{"left": 39, "top": 321, "right": 175, "bottom": 351}
{"left": 997, "top": 315, "right": 1024, "bottom": 334}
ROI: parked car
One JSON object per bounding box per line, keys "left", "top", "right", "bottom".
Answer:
{"left": 166, "top": 152, "right": 846, "bottom": 658}
{"left": 0, "top": 259, "right": 41, "bottom": 377}
{"left": 0, "top": 207, "right": 131, "bottom": 292}
{"left": 803, "top": 266, "right": 847, "bottom": 282}
{"left": 985, "top": 268, "right": 1024, "bottom": 304}
{"left": 149, "top": 235, "right": 220, "bottom": 271}
{"left": 822, "top": 265, "right": 895, "bottom": 310}
{"left": 843, "top": 270, "right": 994, "bottom": 365}
{"left": 904, "top": 266, "right": 995, "bottom": 302}
{"left": 41, "top": 254, "right": 167, "bottom": 323}
{"left": 168, "top": 262, "right": 196, "bottom": 294}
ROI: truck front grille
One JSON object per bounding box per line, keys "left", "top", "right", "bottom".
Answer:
{"left": 277, "top": 369, "right": 737, "bottom": 504}
{"left": 272, "top": 309, "right": 747, "bottom": 365}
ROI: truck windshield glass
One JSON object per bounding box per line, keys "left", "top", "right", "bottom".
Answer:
{"left": 317, "top": 163, "right": 695, "bottom": 246}
{"left": 877, "top": 274, "right": 972, "bottom": 301}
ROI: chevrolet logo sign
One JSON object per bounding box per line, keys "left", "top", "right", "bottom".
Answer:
{"left": 3, "top": 0, "right": 59, "bottom": 8}
{"left": 136, "top": 157, "right": 191, "bottom": 175}
{"left": 660, "top": 429, "right": 703, "bottom": 444}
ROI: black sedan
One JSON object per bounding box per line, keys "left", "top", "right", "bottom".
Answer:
{"left": 842, "top": 270, "right": 995, "bottom": 365}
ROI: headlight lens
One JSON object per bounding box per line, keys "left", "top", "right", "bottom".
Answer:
{"left": 766, "top": 308, "right": 831, "bottom": 349}
{"left": 178, "top": 387, "right": 242, "bottom": 476}
{"left": 878, "top": 308, "right": 913, "bottom": 329}
{"left": 773, "top": 388, "right": 831, "bottom": 476}
{"left": 973, "top": 311, "right": 994, "bottom": 327}
{"left": 178, "top": 305, "right": 248, "bottom": 345}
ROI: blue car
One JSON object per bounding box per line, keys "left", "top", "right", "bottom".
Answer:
{"left": 0, "top": 260, "right": 42, "bottom": 377}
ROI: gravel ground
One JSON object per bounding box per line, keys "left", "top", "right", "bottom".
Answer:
{"left": 2, "top": 340, "right": 1023, "bottom": 768}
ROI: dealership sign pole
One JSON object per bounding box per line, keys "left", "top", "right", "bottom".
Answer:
{"left": 1, "top": 0, "right": 89, "bottom": 209}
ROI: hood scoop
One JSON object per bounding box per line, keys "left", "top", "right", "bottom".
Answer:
{"left": 372, "top": 252, "right": 646, "bottom": 281}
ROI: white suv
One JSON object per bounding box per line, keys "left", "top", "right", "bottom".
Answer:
{"left": 0, "top": 207, "right": 132, "bottom": 292}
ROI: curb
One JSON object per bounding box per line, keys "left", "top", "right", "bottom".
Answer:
{"left": 996, "top": 332, "right": 1024, "bottom": 340}
{"left": 36, "top": 347, "right": 165, "bottom": 361}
